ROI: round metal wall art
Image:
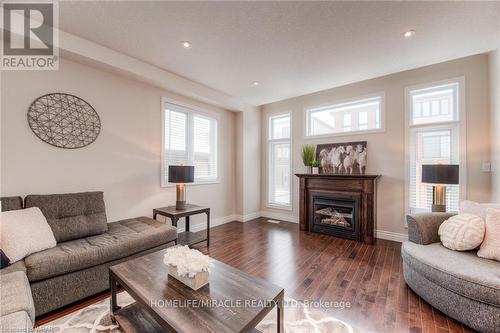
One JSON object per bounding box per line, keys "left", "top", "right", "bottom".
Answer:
{"left": 27, "top": 93, "right": 101, "bottom": 149}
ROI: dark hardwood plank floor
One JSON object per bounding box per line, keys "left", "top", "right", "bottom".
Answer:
{"left": 36, "top": 218, "right": 475, "bottom": 333}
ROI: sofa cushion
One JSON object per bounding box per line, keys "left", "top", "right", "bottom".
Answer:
{"left": 0, "top": 271, "right": 35, "bottom": 323}
{"left": 25, "top": 192, "right": 108, "bottom": 242}
{"left": 0, "top": 260, "right": 27, "bottom": 276}
{"left": 402, "top": 241, "right": 500, "bottom": 307}
{"left": 0, "top": 196, "right": 23, "bottom": 212}
{"left": 0, "top": 311, "right": 33, "bottom": 332}
{"left": 25, "top": 217, "right": 177, "bottom": 282}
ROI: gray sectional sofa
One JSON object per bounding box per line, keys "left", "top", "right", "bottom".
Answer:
{"left": 403, "top": 213, "right": 500, "bottom": 333}
{"left": 0, "top": 192, "right": 177, "bottom": 331}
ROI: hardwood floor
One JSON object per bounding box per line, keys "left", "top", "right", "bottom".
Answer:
{"left": 36, "top": 218, "right": 475, "bottom": 333}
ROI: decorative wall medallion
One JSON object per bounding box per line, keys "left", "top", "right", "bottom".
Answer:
{"left": 27, "top": 93, "right": 101, "bottom": 149}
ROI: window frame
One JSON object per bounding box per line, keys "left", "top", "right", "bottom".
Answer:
{"left": 304, "top": 92, "right": 386, "bottom": 139}
{"left": 404, "top": 77, "right": 467, "bottom": 218}
{"left": 160, "top": 97, "right": 220, "bottom": 188}
{"left": 267, "top": 112, "right": 292, "bottom": 210}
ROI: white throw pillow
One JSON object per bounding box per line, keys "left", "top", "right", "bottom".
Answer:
{"left": 438, "top": 214, "right": 485, "bottom": 251}
{"left": 459, "top": 200, "right": 500, "bottom": 220}
{"left": 477, "top": 208, "right": 500, "bottom": 261}
{"left": 0, "top": 207, "right": 57, "bottom": 263}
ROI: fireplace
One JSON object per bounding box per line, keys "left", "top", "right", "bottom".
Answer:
{"left": 296, "top": 174, "right": 379, "bottom": 244}
{"left": 311, "top": 195, "right": 359, "bottom": 240}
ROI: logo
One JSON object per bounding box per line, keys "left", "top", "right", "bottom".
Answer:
{"left": 1, "top": 1, "right": 59, "bottom": 70}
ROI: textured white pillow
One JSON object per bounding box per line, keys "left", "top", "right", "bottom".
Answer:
{"left": 477, "top": 208, "right": 500, "bottom": 261}
{"left": 459, "top": 200, "right": 500, "bottom": 220}
{"left": 0, "top": 207, "right": 56, "bottom": 263}
{"left": 438, "top": 214, "right": 485, "bottom": 251}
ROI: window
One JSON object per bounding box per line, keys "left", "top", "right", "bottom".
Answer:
{"left": 268, "top": 113, "right": 291, "bottom": 208}
{"left": 161, "top": 101, "right": 218, "bottom": 186}
{"left": 407, "top": 80, "right": 464, "bottom": 213}
{"left": 306, "top": 94, "right": 384, "bottom": 137}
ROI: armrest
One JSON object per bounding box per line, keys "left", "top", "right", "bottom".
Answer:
{"left": 406, "top": 212, "right": 456, "bottom": 245}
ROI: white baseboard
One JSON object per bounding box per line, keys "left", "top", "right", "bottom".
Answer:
{"left": 260, "top": 211, "right": 299, "bottom": 224}
{"left": 234, "top": 211, "right": 261, "bottom": 222}
{"left": 175, "top": 212, "right": 408, "bottom": 243}
{"left": 176, "top": 214, "right": 237, "bottom": 233}
{"left": 375, "top": 230, "right": 408, "bottom": 242}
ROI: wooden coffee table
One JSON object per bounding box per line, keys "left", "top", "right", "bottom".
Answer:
{"left": 109, "top": 249, "right": 284, "bottom": 332}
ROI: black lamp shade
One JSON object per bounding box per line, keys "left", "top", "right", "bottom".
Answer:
{"left": 422, "top": 164, "right": 459, "bottom": 184}
{"left": 168, "top": 165, "right": 194, "bottom": 183}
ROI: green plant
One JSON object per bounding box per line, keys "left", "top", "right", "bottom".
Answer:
{"left": 310, "top": 160, "right": 320, "bottom": 168}
{"left": 301, "top": 145, "right": 316, "bottom": 166}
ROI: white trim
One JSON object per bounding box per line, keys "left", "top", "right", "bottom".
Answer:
{"left": 175, "top": 214, "right": 238, "bottom": 233}
{"left": 404, "top": 76, "right": 467, "bottom": 223}
{"left": 260, "top": 211, "right": 299, "bottom": 224}
{"left": 303, "top": 92, "right": 386, "bottom": 139}
{"left": 160, "top": 97, "right": 220, "bottom": 187}
{"left": 174, "top": 211, "right": 409, "bottom": 243}
{"left": 375, "top": 230, "right": 408, "bottom": 242}
{"left": 266, "top": 112, "right": 292, "bottom": 209}
{"left": 234, "top": 212, "right": 262, "bottom": 223}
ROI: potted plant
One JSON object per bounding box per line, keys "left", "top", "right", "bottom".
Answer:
{"left": 301, "top": 145, "right": 316, "bottom": 173}
{"left": 311, "top": 160, "right": 320, "bottom": 174}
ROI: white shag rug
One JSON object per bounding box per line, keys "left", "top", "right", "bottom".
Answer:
{"left": 37, "top": 292, "right": 360, "bottom": 333}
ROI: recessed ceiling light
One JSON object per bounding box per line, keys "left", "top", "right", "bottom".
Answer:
{"left": 182, "top": 41, "right": 192, "bottom": 48}
{"left": 252, "top": 81, "right": 260, "bottom": 86}
{"left": 403, "top": 30, "right": 416, "bottom": 38}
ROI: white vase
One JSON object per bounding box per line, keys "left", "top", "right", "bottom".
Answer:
{"left": 312, "top": 167, "right": 319, "bottom": 174}
{"left": 306, "top": 166, "right": 312, "bottom": 174}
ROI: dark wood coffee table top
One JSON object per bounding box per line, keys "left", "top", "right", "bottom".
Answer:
{"left": 153, "top": 204, "right": 209, "bottom": 218}
{"left": 110, "top": 249, "right": 284, "bottom": 333}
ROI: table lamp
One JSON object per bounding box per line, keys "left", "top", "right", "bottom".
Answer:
{"left": 421, "top": 164, "right": 459, "bottom": 212}
{"left": 168, "top": 165, "right": 194, "bottom": 210}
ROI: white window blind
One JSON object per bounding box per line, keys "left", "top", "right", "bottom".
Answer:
{"left": 306, "top": 95, "right": 384, "bottom": 137}
{"left": 268, "top": 114, "right": 291, "bottom": 208}
{"left": 162, "top": 102, "right": 218, "bottom": 186}
{"left": 407, "top": 81, "right": 462, "bottom": 213}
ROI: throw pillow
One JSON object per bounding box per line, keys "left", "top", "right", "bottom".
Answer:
{"left": 438, "top": 214, "right": 485, "bottom": 251}
{"left": 477, "top": 208, "right": 500, "bottom": 261}
{"left": 0, "top": 207, "right": 57, "bottom": 263}
{"left": 459, "top": 200, "right": 500, "bottom": 220}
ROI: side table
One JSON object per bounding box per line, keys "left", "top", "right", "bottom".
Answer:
{"left": 153, "top": 204, "right": 210, "bottom": 247}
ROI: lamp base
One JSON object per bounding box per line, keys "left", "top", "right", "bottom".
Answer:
{"left": 176, "top": 200, "right": 186, "bottom": 210}
{"left": 431, "top": 204, "right": 446, "bottom": 213}
{"left": 431, "top": 185, "right": 446, "bottom": 212}
{"left": 176, "top": 183, "right": 186, "bottom": 210}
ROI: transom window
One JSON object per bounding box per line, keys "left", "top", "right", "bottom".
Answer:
{"left": 306, "top": 95, "right": 384, "bottom": 137}
{"left": 407, "top": 80, "right": 463, "bottom": 213}
{"left": 268, "top": 113, "right": 291, "bottom": 208}
{"left": 161, "top": 101, "right": 218, "bottom": 186}
{"left": 409, "top": 82, "right": 459, "bottom": 125}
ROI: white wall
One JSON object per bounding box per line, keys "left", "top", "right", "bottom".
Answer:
{"left": 490, "top": 48, "right": 500, "bottom": 202}
{"left": 261, "top": 54, "right": 493, "bottom": 237}
{"left": 1, "top": 58, "right": 237, "bottom": 229}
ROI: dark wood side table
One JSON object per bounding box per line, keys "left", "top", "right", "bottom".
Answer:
{"left": 153, "top": 204, "right": 210, "bottom": 247}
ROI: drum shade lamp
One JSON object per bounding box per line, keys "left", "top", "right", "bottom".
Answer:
{"left": 421, "top": 164, "right": 459, "bottom": 212}
{"left": 168, "top": 165, "right": 194, "bottom": 210}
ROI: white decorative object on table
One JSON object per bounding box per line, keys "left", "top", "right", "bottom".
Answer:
{"left": 163, "top": 245, "right": 212, "bottom": 290}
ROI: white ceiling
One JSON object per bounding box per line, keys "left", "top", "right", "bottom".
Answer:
{"left": 59, "top": 1, "right": 500, "bottom": 107}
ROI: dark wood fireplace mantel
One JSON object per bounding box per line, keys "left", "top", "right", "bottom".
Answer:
{"left": 295, "top": 173, "right": 380, "bottom": 244}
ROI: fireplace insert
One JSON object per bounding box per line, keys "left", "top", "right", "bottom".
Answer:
{"left": 311, "top": 196, "right": 359, "bottom": 240}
